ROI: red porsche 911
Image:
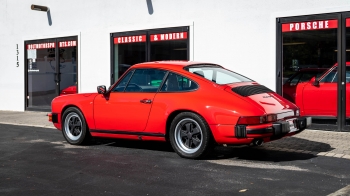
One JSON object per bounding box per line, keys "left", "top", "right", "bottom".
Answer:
{"left": 294, "top": 63, "right": 350, "bottom": 118}
{"left": 49, "top": 61, "right": 311, "bottom": 159}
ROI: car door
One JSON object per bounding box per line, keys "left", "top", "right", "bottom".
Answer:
{"left": 93, "top": 68, "right": 167, "bottom": 132}
{"left": 302, "top": 67, "right": 337, "bottom": 117}
{"left": 346, "top": 66, "right": 350, "bottom": 117}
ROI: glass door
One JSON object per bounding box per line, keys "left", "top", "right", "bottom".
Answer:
{"left": 25, "top": 36, "right": 78, "bottom": 111}
{"left": 344, "top": 16, "right": 350, "bottom": 131}
{"left": 57, "top": 37, "right": 78, "bottom": 96}
{"left": 26, "top": 39, "right": 57, "bottom": 111}
{"left": 278, "top": 16, "right": 340, "bottom": 130}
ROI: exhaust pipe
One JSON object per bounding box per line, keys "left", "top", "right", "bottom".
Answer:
{"left": 252, "top": 139, "right": 263, "bottom": 146}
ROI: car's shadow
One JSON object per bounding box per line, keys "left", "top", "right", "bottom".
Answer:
{"left": 88, "top": 137, "right": 334, "bottom": 162}
{"left": 89, "top": 138, "right": 174, "bottom": 152}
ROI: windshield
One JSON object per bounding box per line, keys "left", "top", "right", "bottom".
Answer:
{"left": 287, "top": 70, "right": 326, "bottom": 85}
{"left": 185, "top": 65, "right": 252, "bottom": 84}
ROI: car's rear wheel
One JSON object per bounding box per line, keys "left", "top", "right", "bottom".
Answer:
{"left": 62, "top": 107, "right": 90, "bottom": 145}
{"left": 169, "top": 112, "right": 213, "bottom": 159}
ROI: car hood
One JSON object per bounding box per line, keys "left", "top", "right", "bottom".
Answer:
{"left": 224, "top": 82, "right": 297, "bottom": 119}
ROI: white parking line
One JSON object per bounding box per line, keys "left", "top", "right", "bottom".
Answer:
{"left": 263, "top": 146, "right": 350, "bottom": 160}
{"left": 327, "top": 185, "right": 350, "bottom": 196}
{"left": 207, "top": 159, "right": 308, "bottom": 171}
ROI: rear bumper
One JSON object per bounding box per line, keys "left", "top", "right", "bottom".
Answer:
{"left": 210, "top": 117, "right": 312, "bottom": 145}
{"left": 247, "top": 117, "right": 311, "bottom": 136}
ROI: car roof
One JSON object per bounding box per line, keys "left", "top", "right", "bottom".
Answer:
{"left": 132, "top": 61, "right": 219, "bottom": 71}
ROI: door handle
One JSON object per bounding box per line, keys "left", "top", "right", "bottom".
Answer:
{"left": 140, "top": 99, "right": 152, "bottom": 104}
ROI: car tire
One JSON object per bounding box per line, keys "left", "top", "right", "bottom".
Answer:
{"left": 61, "top": 107, "right": 90, "bottom": 145}
{"left": 169, "top": 112, "right": 213, "bottom": 159}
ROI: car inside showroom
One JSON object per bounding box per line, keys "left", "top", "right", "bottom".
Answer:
{"left": 1, "top": 0, "right": 350, "bottom": 131}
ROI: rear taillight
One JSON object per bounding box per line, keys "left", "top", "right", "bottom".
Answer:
{"left": 295, "top": 109, "right": 300, "bottom": 116}
{"left": 237, "top": 116, "right": 265, "bottom": 125}
{"left": 266, "top": 114, "right": 277, "bottom": 122}
{"left": 237, "top": 114, "right": 277, "bottom": 125}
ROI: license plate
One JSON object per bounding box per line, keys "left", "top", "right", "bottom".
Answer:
{"left": 286, "top": 118, "right": 298, "bottom": 133}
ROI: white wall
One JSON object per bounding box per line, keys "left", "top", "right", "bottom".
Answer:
{"left": 1, "top": 0, "right": 350, "bottom": 111}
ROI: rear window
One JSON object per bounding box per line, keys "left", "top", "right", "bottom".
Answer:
{"left": 185, "top": 65, "right": 252, "bottom": 84}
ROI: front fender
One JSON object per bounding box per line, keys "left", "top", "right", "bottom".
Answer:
{"left": 51, "top": 93, "right": 98, "bottom": 130}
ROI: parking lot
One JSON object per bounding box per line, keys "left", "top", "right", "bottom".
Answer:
{"left": 0, "top": 111, "right": 350, "bottom": 195}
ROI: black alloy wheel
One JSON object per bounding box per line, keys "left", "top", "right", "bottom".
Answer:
{"left": 169, "top": 112, "right": 213, "bottom": 159}
{"left": 62, "top": 107, "right": 90, "bottom": 145}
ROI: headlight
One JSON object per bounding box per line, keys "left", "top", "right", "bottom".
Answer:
{"left": 295, "top": 109, "right": 300, "bottom": 116}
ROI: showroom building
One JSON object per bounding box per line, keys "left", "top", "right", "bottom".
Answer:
{"left": 1, "top": 0, "right": 350, "bottom": 131}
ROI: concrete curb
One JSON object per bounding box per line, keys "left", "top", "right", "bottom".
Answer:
{"left": 0, "top": 122, "right": 55, "bottom": 129}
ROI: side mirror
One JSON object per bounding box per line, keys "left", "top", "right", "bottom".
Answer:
{"left": 97, "top": 85, "right": 107, "bottom": 94}
{"left": 309, "top": 76, "right": 319, "bottom": 86}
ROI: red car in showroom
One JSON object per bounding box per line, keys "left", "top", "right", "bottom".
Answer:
{"left": 295, "top": 63, "right": 350, "bottom": 117}
{"left": 49, "top": 61, "right": 311, "bottom": 159}
{"left": 283, "top": 68, "right": 327, "bottom": 102}
{"left": 60, "top": 85, "right": 77, "bottom": 96}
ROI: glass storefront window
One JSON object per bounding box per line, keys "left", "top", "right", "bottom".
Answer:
{"left": 111, "top": 27, "right": 189, "bottom": 83}
{"left": 150, "top": 32, "right": 188, "bottom": 61}
{"left": 113, "top": 35, "right": 146, "bottom": 78}
{"left": 281, "top": 19, "right": 339, "bottom": 126}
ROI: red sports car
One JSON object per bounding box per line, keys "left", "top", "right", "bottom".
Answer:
{"left": 60, "top": 85, "right": 77, "bottom": 96}
{"left": 49, "top": 61, "right": 311, "bottom": 159}
{"left": 283, "top": 68, "right": 327, "bottom": 102}
{"left": 295, "top": 63, "right": 350, "bottom": 117}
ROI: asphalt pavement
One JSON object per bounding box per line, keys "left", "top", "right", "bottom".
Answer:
{"left": 1, "top": 110, "right": 350, "bottom": 195}
{"left": 0, "top": 110, "right": 349, "bottom": 160}
{"left": 0, "top": 124, "right": 350, "bottom": 195}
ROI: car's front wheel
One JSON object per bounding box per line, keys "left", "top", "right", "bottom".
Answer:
{"left": 169, "top": 112, "right": 213, "bottom": 159}
{"left": 62, "top": 107, "right": 90, "bottom": 145}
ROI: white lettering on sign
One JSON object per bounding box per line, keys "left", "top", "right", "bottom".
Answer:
{"left": 290, "top": 21, "right": 328, "bottom": 31}
{"left": 115, "top": 35, "right": 145, "bottom": 44}
{"left": 59, "top": 41, "right": 77, "bottom": 48}
{"left": 283, "top": 20, "right": 336, "bottom": 32}
{"left": 151, "top": 32, "right": 187, "bottom": 42}
{"left": 27, "top": 42, "right": 56, "bottom": 49}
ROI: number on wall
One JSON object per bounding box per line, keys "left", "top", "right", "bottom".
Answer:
{"left": 16, "top": 44, "right": 19, "bottom": 67}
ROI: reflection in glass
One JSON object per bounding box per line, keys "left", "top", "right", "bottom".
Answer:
{"left": 27, "top": 48, "right": 56, "bottom": 110}
{"left": 150, "top": 39, "right": 187, "bottom": 61}
{"left": 346, "top": 20, "right": 350, "bottom": 129}
{"left": 115, "top": 42, "right": 146, "bottom": 80}
{"left": 282, "top": 24, "right": 338, "bottom": 125}
{"left": 59, "top": 46, "right": 77, "bottom": 95}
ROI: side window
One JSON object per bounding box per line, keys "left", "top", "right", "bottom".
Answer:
{"left": 299, "top": 73, "right": 314, "bottom": 82}
{"left": 124, "top": 69, "right": 167, "bottom": 92}
{"left": 112, "top": 70, "right": 133, "bottom": 92}
{"left": 320, "top": 68, "right": 337, "bottom": 83}
{"left": 289, "top": 73, "right": 302, "bottom": 85}
{"left": 161, "top": 72, "right": 198, "bottom": 92}
{"left": 346, "top": 67, "right": 350, "bottom": 83}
